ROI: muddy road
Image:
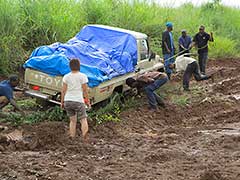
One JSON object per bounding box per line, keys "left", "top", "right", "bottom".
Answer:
{"left": 1, "top": 59, "right": 240, "bottom": 180}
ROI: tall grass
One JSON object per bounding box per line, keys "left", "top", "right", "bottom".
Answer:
{"left": 0, "top": 0, "right": 240, "bottom": 74}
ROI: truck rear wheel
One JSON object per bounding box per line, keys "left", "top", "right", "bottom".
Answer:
{"left": 36, "top": 98, "right": 52, "bottom": 109}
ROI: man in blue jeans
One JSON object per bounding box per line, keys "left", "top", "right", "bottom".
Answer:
{"left": 126, "top": 72, "right": 168, "bottom": 111}
{"left": 162, "top": 22, "right": 175, "bottom": 79}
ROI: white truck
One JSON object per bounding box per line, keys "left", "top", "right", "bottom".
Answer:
{"left": 24, "top": 25, "right": 164, "bottom": 106}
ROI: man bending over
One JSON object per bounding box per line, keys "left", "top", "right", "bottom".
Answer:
{"left": 173, "top": 54, "right": 211, "bottom": 91}
{"left": 126, "top": 71, "right": 168, "bottom": 111}
{"left": 0, "top": 75, "right": 24, "bottom": 117}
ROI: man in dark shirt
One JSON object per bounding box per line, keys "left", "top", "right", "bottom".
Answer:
{"left": 126, "top": 72, "right": 168, "bottom": 111}
{"left": 192, "top": 25, "right": 214, "bottom": 74}
{"left": 162, "top": 22, "right": 175, "bottom": 79}
{"left": 0, "top": 75, "right": 24, "bottom": 116}
{"left": 178, "top": 30, "right": 192, "bottom": 56}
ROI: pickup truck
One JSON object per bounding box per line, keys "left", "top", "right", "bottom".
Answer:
{"left": 24, "top": 25, "right": 164, "bottom": 106}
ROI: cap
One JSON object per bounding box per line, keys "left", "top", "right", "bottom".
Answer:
{"left": 181, "top": 29, "right": 187, "bottom": 33}
{"left": 166, "top": 22, "right": 173, "bottom": 28}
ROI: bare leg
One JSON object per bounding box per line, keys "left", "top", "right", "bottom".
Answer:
{"left": 0, "top": 96, "right": 9, "bottom": 110}
{"left": 69, "top": 114, "right": 77, "bottom": 138}
{"left": 81, "top": 118, "right": 88, "bottom": 139}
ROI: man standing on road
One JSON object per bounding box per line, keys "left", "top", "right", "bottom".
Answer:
{"left": 0, "top": 75, "right": 24, "bottom": 117}
{"left": 192, "top": 25, "right": 214, "bottom": 74}
{"left": 126, "top": 71, "right": 168, "bottom": 111}
{"left": 178, "top": 29, "right": 192, "bottom": 56}
{"left": 162, "top": 22, "right": 175, "bottom": 79}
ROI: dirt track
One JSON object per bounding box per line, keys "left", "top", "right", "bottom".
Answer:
{"left": 1, "top": 59, "right": 240, "bottom": 180}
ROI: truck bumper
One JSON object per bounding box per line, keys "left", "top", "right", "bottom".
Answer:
{"left": 24, "top": 90, "right": 61, "bottom": 105}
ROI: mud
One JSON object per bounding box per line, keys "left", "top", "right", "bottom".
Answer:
{"left": 0, "top": 58, "right": 240, "bottom": 180}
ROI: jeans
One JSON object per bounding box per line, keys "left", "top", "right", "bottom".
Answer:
{"left": 183, "top": 61, "right": 210, "bottom": 89}
{"left": 198, "top": 52, "right": 208, "bottom": 74}
{"left": 144, "top": 76, "right": 168, "bottom": 109}
{"left": 164, "top": 52, "right": 175, "bottom": 79}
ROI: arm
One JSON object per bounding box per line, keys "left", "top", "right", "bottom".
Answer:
{"left": 61, "top": 82, "right": 67, "bottom": 109}
{"left": 163, "top": 32, "right": 171, "bottom": 53}
{"left": 179, "top": 44, "right": 186, "bottom": 50}
{"left": 191, "top": 34, "right": 197, "bottom": 48}
{"left": 82, "top": 83, "right": 91, "bottom": 108}
{"left": 179, "top": 38, "right": 185, "bottom": 50}
{"left": 187, "top": 37, "right": 193, "bottom": 49}
{"left": 164, "top": 42, "right": 171, "bottom": 53}
{"left": 209, "top": 32, "right": 214, "bottom": 42}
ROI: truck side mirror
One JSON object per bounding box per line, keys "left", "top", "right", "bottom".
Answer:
{"left": 148, "top": 50, "right": 156, "bottom": 61}
{"left": 135, "top": 67, "right": 141, "bottom": 73}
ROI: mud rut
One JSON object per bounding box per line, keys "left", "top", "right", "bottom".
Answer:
{"left": 1, "top": 59, "right": 240, "bottom": 180}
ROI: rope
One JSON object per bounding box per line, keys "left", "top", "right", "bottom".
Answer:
{"left": 163, "top": 44, "right": 210, "bottom": 62}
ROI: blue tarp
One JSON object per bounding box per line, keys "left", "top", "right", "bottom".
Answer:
{"left": 23, "top": 25, "right": 138, "bottom": 87}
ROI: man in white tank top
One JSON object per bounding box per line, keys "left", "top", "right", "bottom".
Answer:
{"left": 173, "top": 54, "right": 211, "bottom": 91}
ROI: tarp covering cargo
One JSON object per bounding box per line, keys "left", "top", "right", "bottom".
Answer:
{"left": 23, "top": 25, "right": 138, "bottom": 87}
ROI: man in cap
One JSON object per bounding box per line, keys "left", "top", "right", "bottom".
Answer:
{"left": 178, "top": 29, "right": 192, "bottom": 56}
{"left": 192, "top": 25, "right": 214, "bottom": 74}
{"left": 0, "top": 75, "right": 24, "bottom": 116}
{"left": 162, "top": 22, "right": 175, "bottom": 79}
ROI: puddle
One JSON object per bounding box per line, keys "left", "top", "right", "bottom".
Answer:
{"left": 232, "top": 94, "right": 240, "bottom": 100}
{"left": 1, "top": 130, "right": 23, "bottom": 142}
{"left": 198, "top": 128, "right": 240, "bottom": 136}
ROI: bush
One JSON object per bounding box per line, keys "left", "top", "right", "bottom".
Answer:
{"left": 0, "top": 0, "right": 240, "bottom": 75}
{"left": 4, "top": 106, "right": 67, "bottom": 126}
{"left": 209, "top": 36, "right": 239, "bottom": 58}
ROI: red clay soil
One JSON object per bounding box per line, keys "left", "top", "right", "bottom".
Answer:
{"left": 0, "top": 59, "right": 240, "bottom": 180}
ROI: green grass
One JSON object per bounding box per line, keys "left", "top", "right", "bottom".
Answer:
{"left": 2, "top": 105, "right": 68, "bottom": 126}
{"left": 171, "top": 94, "right": 190, "bottom": 106}
{"left": 2, "top": 93, "right": 139, "bottom": 126}
{"left": 0, "top": 0, "right": 240, "bottom": 74}
{"left": 88, "top": 93, "right": 139, "bottom": 125}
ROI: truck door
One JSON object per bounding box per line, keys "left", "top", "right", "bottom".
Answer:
{"left": 136, "top": 39, "right": 154, "bottom": 73}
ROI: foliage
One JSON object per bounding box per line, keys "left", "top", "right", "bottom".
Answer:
{"left": 88, "top": 93, "right": 122, "bottom": 125}
{"left": 2, "top": 94, "right": 140, "bottom": 126}
{"left": 4, "top": 106, "right": 67, "bottom": 126}
{"left": 209, "top": 36, "right": 238, "bottom": 58}
{"left": 0, "top": 0, "right": 240, "bottom": 75}
{"left": 171, "top": 94, "right": 189, "bottom": 106}
{"left": 89, "top": 92, "right": 139, "bottom": 125}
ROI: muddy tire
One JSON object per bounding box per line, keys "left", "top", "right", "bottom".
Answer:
{"left": 35, "top": 98, "right": 52, "bottom": 109}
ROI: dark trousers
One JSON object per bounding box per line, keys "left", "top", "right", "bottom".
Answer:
{"left": 144, "top": 77, "right": 168, "bottom": 109}
{"left": 183, "top": 61, "right": 210, "bottom": 89}
{"left": 198, "top": 52, "right": 208, "bottom": 74}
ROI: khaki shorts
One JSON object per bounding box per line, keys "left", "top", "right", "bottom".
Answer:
{"left": 64, "top": 101, "right": 87, "bottom": 119}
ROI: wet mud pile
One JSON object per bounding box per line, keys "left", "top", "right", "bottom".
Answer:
{"left": 0, "top": 59, "right": 240, "bottom": 180}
